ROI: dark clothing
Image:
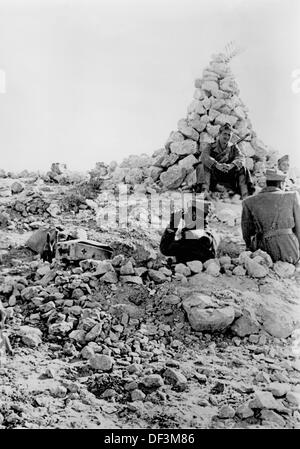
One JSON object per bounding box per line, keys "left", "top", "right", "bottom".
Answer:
{"left": 160, "top": 227, "right": 218, "bottom": 264}
{"left": 196, "top": 140, "right": 254, "bottom": 196}
{"left": 242, "top": 186, "right": 300, "bottom": 264}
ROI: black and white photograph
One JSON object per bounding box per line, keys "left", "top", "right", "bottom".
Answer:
{"left": 0, "top": 0, "right": 300, "bottom": 434}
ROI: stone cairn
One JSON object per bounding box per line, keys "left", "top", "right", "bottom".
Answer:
{"left": 148, "top": 49, "right": 278, "bottom": 191}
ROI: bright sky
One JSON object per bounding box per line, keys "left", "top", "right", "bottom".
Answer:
{"left": 0, "top": 0, "right": 299, "bottom": 172}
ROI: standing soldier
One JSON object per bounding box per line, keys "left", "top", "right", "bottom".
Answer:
{"left": 241, "top": 169, "right": 300, "bottom": 264}
{"left": 195, "top": 123, "right": 255, "bottom": 199}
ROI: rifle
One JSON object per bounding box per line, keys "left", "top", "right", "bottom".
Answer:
{"left": 193, "top": 132, "right": 252, "bottom": 168}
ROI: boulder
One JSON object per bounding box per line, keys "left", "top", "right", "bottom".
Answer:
{"left": 160, "top": 166, "right": 186, "bottom": 189}
{"left": 245, "top": 258, "right": 269, "bottom": 278}
{"left": 187, "top": 99, "right": 206, "bottom": 115}
{"left": 249, "top": 391, "right": 281, "bottom": 410}
{"left": 202, "top": 80, "right": 219, "bottom": 94}
{"left": 120, "top": 261, "right": 135, "bottom": 275}
{"left": 90, "top": 355, "right": 114, "bottom": 371}
{"left": 185, "top": 305, "right": 235, "bottom": 332}
{"left": 18, "top": 326, "right": 42, "bottom": 348}
{"left": 186, "top": 260, "right": 203, "bottom": 274}
{"left": 273, "top": 261, "right": 295, "bottom": 278}
{"left": 94, "top": 261, "right": 115, "bottom": 276}
{"left": 169, "top": 140, "right": 198, "bottom": 156}
{"left": 175, "top": 263, "right": 191, "bottom": 277}
{"left": 230, "top": 307, "right": 260, "bottom": 337}
{"left": 267, "top": 382, "right": 291, "bottom": 398}
{"left": 101, "top": 272, "right": 118, "bottom": 283}
{"left": 163, "top": 368, "right": 187, "bottom": 391}
{"left": 177, "top": 120, "right": 199, "bottom": 141}
{"left": 203, "top": 259, "right": 220, "bottom": 276}
{"left": 177, "top": 154, "right": 198, "bottom": 174}
{"left": 11, "top": 181, "right": 24, "bottom": 194}
{"left": 141, "top": 374, "right": 164, "bottom": 389}
{"left": 148, "top": 269, "right": 168, "bottom": 283}
{"left": 232, "top": 266, "right": 246, "bottom": 276}
{"left": 182, "top": 292, "right": 215, "bottom": 313}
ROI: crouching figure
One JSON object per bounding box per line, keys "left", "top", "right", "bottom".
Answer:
{"left": 160, "top": 199, "right": 219, "bottom": 264}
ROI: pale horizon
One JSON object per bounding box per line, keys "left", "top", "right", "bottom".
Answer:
{"left": 0, "top": 0, "right": 299, "bottom": 173}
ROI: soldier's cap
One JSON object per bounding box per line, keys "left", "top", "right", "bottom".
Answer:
{"left": 277, "top": 154, "right": 289, "bottom": 164}
{"left": 265, "top": 168, "right": 286, "bottom": 181}
{"left": 219, "top": 123, "right": 232, "bottom": 133}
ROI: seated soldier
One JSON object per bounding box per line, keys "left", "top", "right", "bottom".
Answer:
{"left": 242, "top": 169, "right": 300, "bottom": 264}
{"left": 195, "top": 123, "right": 255, "bottom": 199}
{"left": 160, "top": 199, "right": 219, "bottom": 264}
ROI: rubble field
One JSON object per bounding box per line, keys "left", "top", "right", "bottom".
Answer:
{"left": 0, "top": 174, "right": 300, "bottom": 430}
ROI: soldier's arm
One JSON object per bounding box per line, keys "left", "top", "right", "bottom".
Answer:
{"left": 200, "top": 145, "right": 218, "bottom": 169}
{"left": 241, "top": 201, "right": 255, "bottom": 248}
{"left": 231, "top": 144, "right": 245, "bottom": 169}
{"left": 293, "top": 192, "right": 300, "bottom": 245}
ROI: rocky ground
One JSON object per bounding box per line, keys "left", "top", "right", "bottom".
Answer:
{"left": 0, "top": 175, "right": 300, "bottom": 429}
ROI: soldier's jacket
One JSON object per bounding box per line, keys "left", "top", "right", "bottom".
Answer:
{"left": 200, "top": 140, "right": 245, "bottom": 170}
{"left": 242, "top": 186, "right": 300, "bottom": 264}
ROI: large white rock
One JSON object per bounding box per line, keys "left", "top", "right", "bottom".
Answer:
{"left": 249, "top": 391, "right": 281, "bottom": 411}
{"left": 160, "top": 165, "right": 187, "bottom": 189}
{"left": 186, "top": 260, "right": 203, "bottom": 273}
{"left": 201, "top": 96, "right": 211, "bottom": 110}
{"left": 188, "top": 115, "right": 210, "bottom": 132}
{"left": 262, "top": 310, "right": 294, "bottom": 338}
{"left": 204, "top": 260, "right": 220, "bottom": 276}
{"left": 11, "top": 181, "right": 24, "bottom": 194}
{"left": 206, "top": 123, "right": 220, "bottom": 138}
{"left": 208, "top": 109, "right": 220, "bottom": 121}
{"left": 185, "top": 306, "right": 235, "bottom": 332}
{"left": 175, "top": 263, "right": 191, "bottom": 277}
{"left": 252, "top": 249, "right": 273, "bottom": 268}
{"left": 177, "top": 154, "right": 198, "bottom": 174}
{"left": 18, "top": 326, "right": 42, "bottom": 348}
{"left": 182, "top": 292, "right": 215, "bottom": 312}
{"left": 94, "top": 261, "right": 115, "bottom": 276}
{"left": 187, "top": 99, "right": 206, "bottom": 115}
{"left": 170, "top": 140, "right": 198, "bottom": 156}
{"left": 233, "top": 106, "right": 246, "bottom": 120}
{"left": 220, "top": 77, "right": 239, "bottom": 94}
{"left": 273, "top": 261, "right": 295, "bottom": 278}
{"left": 165, "top": 131, "right": 185, "bottom": 150}
{"left": 230, "top": 307, "right": 260, "bottom": 337}
{"left": 177, "top": 120, "right": 199, "bottom": 141}
{"left": 193, "top": 88, "right": 205, "bottom": 101}
{"left": 149, "top": 166, "right": 163, "bottom": 181}
{"left": 90, "top": 354, "right": 114, "bottom": 371}
{"left": 215, "top": 113, "right": 238, "bottom": 127}
{"left": 202, "top": 80, "right": 219, "bottom": 93}
{"left": 245, "top": 258, "right": 269, "bottom": 278}
{"left": 199, "top": 132, "right": 214, "bottom": 144}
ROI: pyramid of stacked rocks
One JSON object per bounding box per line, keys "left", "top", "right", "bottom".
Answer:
{"left": 148, "top": 51, "right": 277, "bottom": 191}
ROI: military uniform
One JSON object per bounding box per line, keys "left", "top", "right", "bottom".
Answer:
{"left": 196, "top": 140, "right": 254, "bottom": 197}
{"left": 241, "top": 185, "right": 300, "bottom": 264}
